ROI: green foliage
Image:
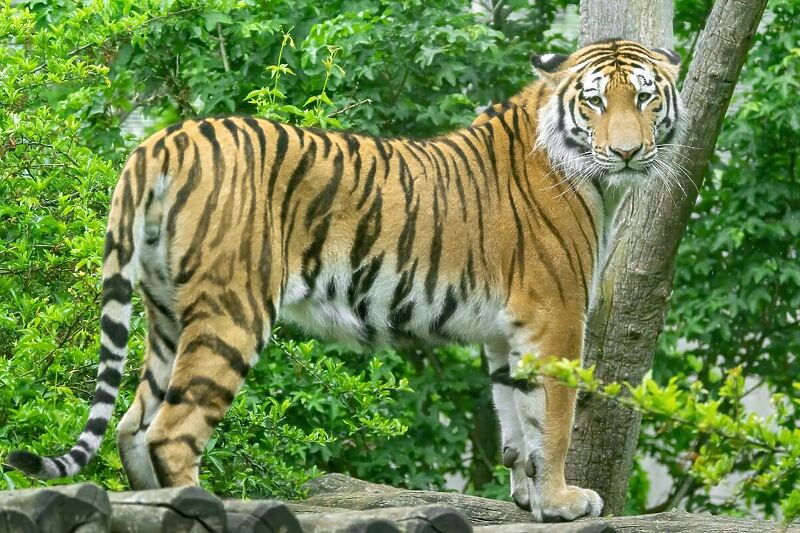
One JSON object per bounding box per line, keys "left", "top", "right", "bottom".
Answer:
{"left": 515, "top": 357, "right": 800, "bottom": 525}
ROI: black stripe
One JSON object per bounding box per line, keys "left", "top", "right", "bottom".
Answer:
{"left": 184, "top": 334, "right": 249, "bottom": 377}
{"left": 53, "top": 457, "right": 67, "bottom": 477}
{"left": 242, "top": 117, "right": 267, "bottom": 176}
{"left": 147, "top": 333, "right": 168, "bottom": 363}
{"left": 301, "top": 214, "right": 331, "bottom": 292}
{"left": 474, "top": 186, "right": 488, "bottom": 271}
{"left": 350, "top": 189, "right": 383, "bottom": 267}
{"left": 219, "top": 289, "right": 248, "bottom": 327}
{"left": 280, "top": 137, "right": 317, "bottom": 232}
{"left": 396, "top": 198, "right": 419, "bottom": 270}
{"left": 91, "top": 387, "right": 116, "bottom": 406}
{"left": 221, "top": 118, "right": 240, "bottom": 147}
{"left": 99, "top": 345, "right": 124, "bottom": 363}
{"left": 133, "top": 146, "right": 147, "bottom": 204}
{"left": 101, "top": 316, "right": 128, "bottom": 350}
{"left": 356, "top": 155, "right": 377, "bottom": 209}
{"left": 390, "top": 260, "right": 417, "bottom": 316}
{"left": 164, "top": 121, "right": 185, "bottom": 136}
{"left": 267, "top": 123, "right": 289, "bottom": 198}
{"left": 97, "top": 366, "right": 122, "bottom": 389}
{"left": 496, "top": 117, "right": 527, "bottom": 284}
{"left": 318, "top": 131, "right": 332, "bottom": 158}
{"left": 573, "top": 241, "right": 590, "bottom": 306}
{"left": 165, "top": 377, "right": 235, "bottom": 408}
{"left": 150, "top": 434, "right": 203, "bottom": 456}
{"left": 305, "top": 146, "right": 344, "bottom": 228}
{"left": 490, "top": 366, "right": 536, "bottom": 392}
{"left": 101, "top": 274, "right": 132, "bottom": 306}
{"left": 85, "top": 417, "right": 109, "bottom": 436}
{"left": 440, "top": 139, "right": 469, "bottom": 221}
{"left": 69, "top": 447, "right": 89, "bottom": 467}
{"left": 427, "top": 142, "right": 451, "bottom": 217}
{"left": 176, "top": 123, "right": 227, "bottom": 285}
{"left": 430, "top": 285, "right": 458, "bottom": 333}
{"left": 165, "top": 139, "right": 203, "bottom": 272}
{"left": 185, "top": 376, "right": 235, "bottom": 406}
{"left": 165, "top": 386, "right": 183, "bottom": 404}
{"left": 466, "top": 249, "right": 476, "bottom": 290}
{"left": 172, "top": 130, "right": 189, "bottom": 169}
{"left": 425, "top": 193, "right": 443, "bottom": 303}
{"left": 144, "top": 368, "right": 165, "bottom": 401}
{"left": 153, "top": 323, "right": 176, "bottom": 353}
{"left": 140, "top": 283, "right": 175, "bottom": 323}
{"left": 505, "top": 249, "right": 518, "bottom": 303}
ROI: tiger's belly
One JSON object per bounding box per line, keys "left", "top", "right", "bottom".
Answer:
{"left": 279, "top": 259, "right": 506, "bottom": 349}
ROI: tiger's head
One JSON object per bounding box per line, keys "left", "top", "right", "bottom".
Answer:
{"left": 533, "top": 39, "right": 683, "bottom": 187}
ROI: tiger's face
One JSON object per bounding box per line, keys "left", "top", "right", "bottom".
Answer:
{"left": 534, "top": 40, "right": 683, "bottom": 187}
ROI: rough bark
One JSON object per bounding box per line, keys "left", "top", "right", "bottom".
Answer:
{"left": 579, "top": 0, "right": 674, "bottom": 47}
{"left": 297, "top": 474, "right": 797, "bottom": 532}
{"left": 473, "top": 508, "right": 798, "bottom": 532}
{"left": 567, "top": 0, "right": 769, "bottom": 515}
{"left": 298, "top": 484, "right": 534, "bottom": 527}
{"left": 223, "top": 499, "right": 303, "bottom": 533}
{"left": 296, "top": 504, "right": 472, "bottom": 533}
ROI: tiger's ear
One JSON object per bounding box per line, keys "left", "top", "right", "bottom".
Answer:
{"left": 530, "top": 53, "right": 569, "bottom": 80}
{"left": 651, "top": 47, "right": 681, "bottom": 66}
{"left": 651, "top": 47, "right": 681, "bottom": 78}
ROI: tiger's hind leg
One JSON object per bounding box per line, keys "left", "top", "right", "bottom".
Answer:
{"left": 485, "top": 342, "right": 531, "bottom": 510}
{"left": 116, "top": 300, "right": 179, "bottom": 489}
{"left": 143, "top": 313, "right": 264, "bottom": 487}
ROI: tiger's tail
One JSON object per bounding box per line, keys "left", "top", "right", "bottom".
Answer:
{"left": 5, "top": 171, "right": 140, "bottom": 480}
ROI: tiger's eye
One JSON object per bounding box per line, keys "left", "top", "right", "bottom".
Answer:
{"left": 637, "top": 92, "right": 651, "bottom": 105}
{"left": 587, "top": 96, "right": 603, "bottom": 107}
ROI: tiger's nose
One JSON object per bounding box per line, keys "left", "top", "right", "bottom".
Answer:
{"left": 609, "top": 145, "right": 643, "bottom": 162}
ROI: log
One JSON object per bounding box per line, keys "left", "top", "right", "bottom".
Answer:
{"left": 473, "top": 508, "right": 798, "bottom": 533}
{"left": 299, "top": 475, "right": 799, "bottom": 532}
{"left": 305, "top": 474, "right": 400, "bottom": 496}
{"left": 108, "top": 486, "right": 225, "bottom": 533}
{"left": 297, "top": 504, "right": 472, "bottom": 533}
{"left": 297, "top": 511, "right": 401, "bottom": 533}
{"left": 0, "top": 508, "right": 39, "bottom": 533}
{"left": 222, "top": 499, "right": 303, "bottom": 533}
{"left": 301, "top": 474, "right": 532, "bottom": 527}
{"left": 474, "top": 523, "right": 613, "bottom": 533}
{"left": 0, "top": 482, "right": 110, "bottom": 533}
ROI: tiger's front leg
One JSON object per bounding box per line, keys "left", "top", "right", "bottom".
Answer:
{"left": 505, "top": 316, "right": 603, "bottom": 522}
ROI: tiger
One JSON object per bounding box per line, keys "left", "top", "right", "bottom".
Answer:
{"left": 5, "top": 38, "right": 681, "bottom": 522}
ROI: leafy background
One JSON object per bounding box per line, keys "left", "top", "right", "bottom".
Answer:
{"left": 0, "top": 0, "right": 797, "bottom": 521}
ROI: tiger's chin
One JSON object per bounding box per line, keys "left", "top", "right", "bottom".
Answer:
{"left": 597, "top": 167, "right": 654, "bottom": 191}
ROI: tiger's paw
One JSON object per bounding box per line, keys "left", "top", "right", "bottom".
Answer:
{"left": 531, "top": 486, "right": 603, "bottom": 522}
{"left": 509, "top": 465, "right": 532, "bottom": 511}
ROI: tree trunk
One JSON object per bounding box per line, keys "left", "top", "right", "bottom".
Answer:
{"left": 567, "top": 0, "right": 768, "bottom": 515}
